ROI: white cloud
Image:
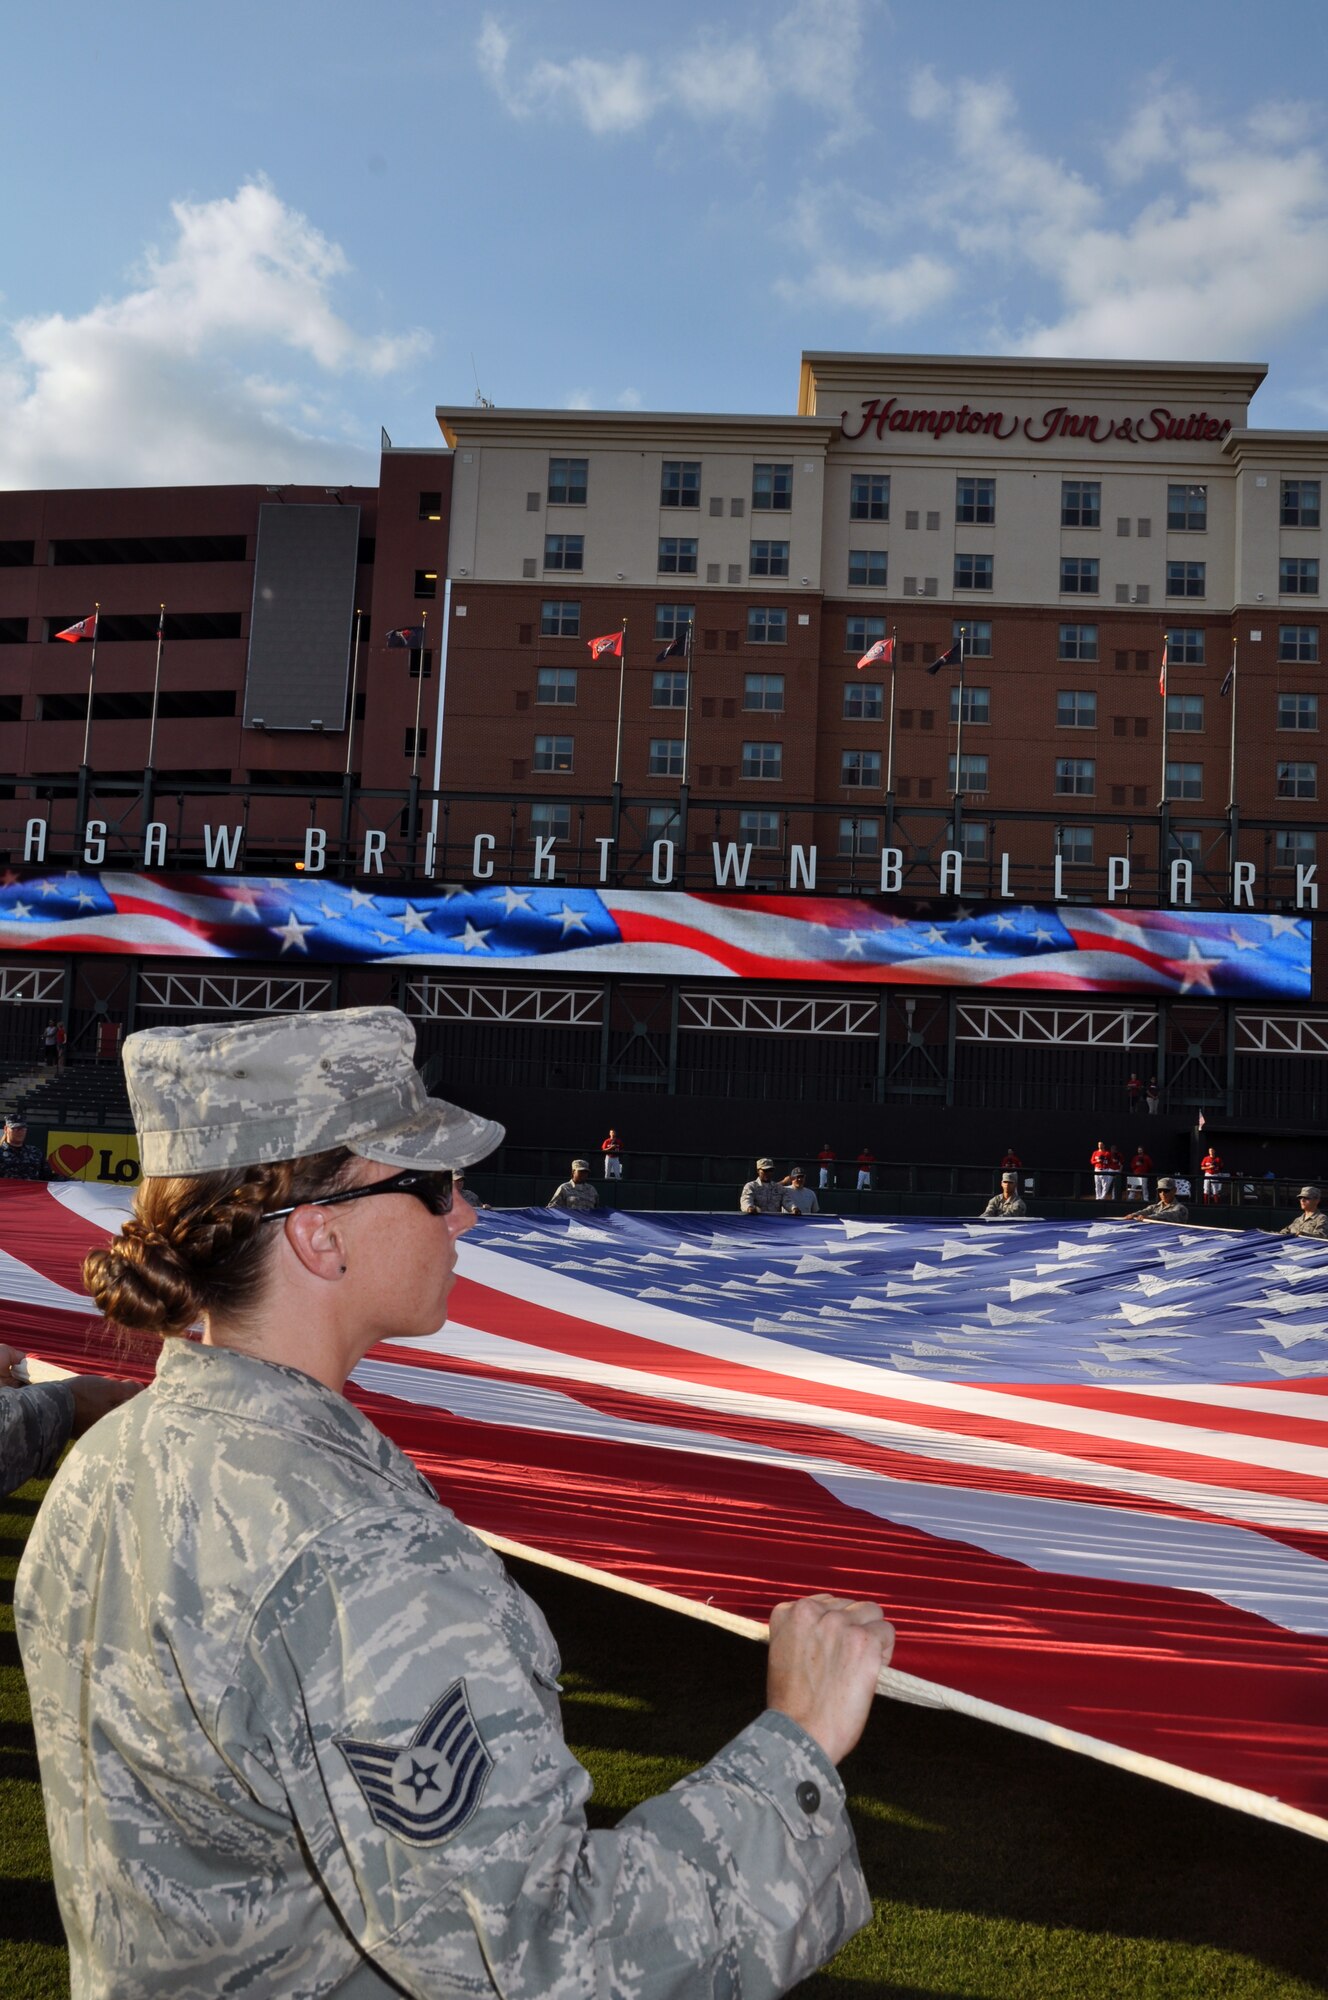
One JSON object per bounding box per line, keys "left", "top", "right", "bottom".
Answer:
{"left": 777, "top": 251, "right": 957, "bottom": 326}
{"left": 476, "top": 1, "right": 873, "bottom": 136}
{"left": 563, "top": 388, "right": 595, "bottom": 409}
{"left": 615, "top": 387, "right": 643, "bottom": 408}
{"left": 0, "top": 181, "right": 428, "bottom": 489}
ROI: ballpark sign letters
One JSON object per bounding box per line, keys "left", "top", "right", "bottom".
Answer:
{"left": 841, "top": 398, "right": 1234, "bottom": 447}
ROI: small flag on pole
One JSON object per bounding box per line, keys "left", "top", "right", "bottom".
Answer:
{"left": 656, "top": 632, "right": 689, "bottom": 662}
{"left": 926, "top": 639, "right": 962, "bottom": 676}
{"left": 55, "top": 614, "right": 97, "bottom": 643}
{"left": 588, "top": 631, "right": 624, "bottom": 660}
{"left": 1220, "top": 640, "right": 1236, "bottom": 698}
{"left": 857, "top": 636, "right": 896, "bottom": 670}
{"left": 385, "top": 626, "right": 426, "bottom": 648}
{"left": 1198, "top": 1110, "right": 1207, "bottom": 1130}
{"left": 1159, "top": 638, "right": 1169, "bottom": 699}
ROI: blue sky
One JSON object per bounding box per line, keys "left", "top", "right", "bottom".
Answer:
{"left": 4, "top": 0, "right": 1328, "bottom": 487}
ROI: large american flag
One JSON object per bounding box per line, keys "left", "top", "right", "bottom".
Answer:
{"left": 0, "top": 872, "right": 1310, "bottom": 995}
{"left": 6, "top": 1185, "right": 1326, "bottom": 1840}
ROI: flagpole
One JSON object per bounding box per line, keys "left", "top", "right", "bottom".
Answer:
{"left": 76, "top": 603, "right": 101, "bottom": 858}
{"left": 145, "top": 604, "right": 166, "bottom": 770}
{"left": 339, "top": 607, "right": 363, "bottom": 871}
{"left": 407, "top": 609, "right": 428, "bottom": 876}
{"left": 1158, "top": 633, "right": 1169, "bottom": 809}
{"left": 885, "top": 624, "right": 898, "bottom": 794}
{"left": 951, "top": 627, "right": 967, "bottom": 835}
{"left": 612, "top": 617, "right": 628, "bottom": 786}
{"left": 1226, "top": 637, "right": 1239, "bottom": 811}
{"left": 678, "top": 620, "right": 693, "bottom": 872}
{"left": 79, "top": 605, "right": 101, "bottom": 770}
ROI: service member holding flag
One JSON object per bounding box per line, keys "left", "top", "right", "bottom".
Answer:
{"left": 16, "top": 1007, "right": 890, "bottom": 2000}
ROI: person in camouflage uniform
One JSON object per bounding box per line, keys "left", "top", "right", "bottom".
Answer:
{"left": 0, "top": 1115, "right": 49, "bottom": 1179}
{"left": 15, "top": 1007, "right": 889, "bottom": 1999}
{"left": 1279, "top": 1185, "right": 1328, "bottom": 1238}
{"left": 979, "top": 1172, "right": 1027, "bottom": 1220}
{"left": 0, "top": 1344, "right": 139, "bottom": 1497}
{"left": 741, "top": 1157, "right": 784, "bottom": 1214}
{"left": 547, "top": 1157, "right": 599, "bottom": 1211}
{"left": 1125, "top": 1175, "right": 1189, "bottom": 1223}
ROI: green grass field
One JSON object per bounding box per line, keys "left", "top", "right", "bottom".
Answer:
{"left": 3, "top": 1476, "right": 1326, "bottom": 1999}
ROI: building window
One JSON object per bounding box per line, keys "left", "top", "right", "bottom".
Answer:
{"left": 844, "top": 680, "right": 883, "bottom": 721}
{"left": 1165, "top": 626, "right": 1205, "bottom": 664}
{"left": 738, "top": 810, "right": 781, "bottom": 849}
{"left": 1281, "top": 558, "right": 1320, "bottom": 595}
{"left": 957, "top": 619, "right": 992, "bottom": 657}
{"left": 533, "top": 734, "right": 574, "bottom": 772}
{"left": 1166, "top": 693, "right": 1205, "bottom": 732}
{"left": 407, "top": 646, "right": 433, "bottom": 680}
{"left": 847, "top": 549, "right": 887, "bottom": 587}
{"left": 849, "top": 473, "right": 890, "bottom": 521}
{"left": 540, "top": 599, "right": 581, "bottom": 637}
{"left": 658, "top": 536, "right": 698, "bottom": 575}
{"left": 841, "top": 749, "right": 882, "bottom": 787}
{"left": 838, "top": 816, "right": 881, "bottom": 856}
{"left": 752, "top": 462, "right": 793, "bottom": 511}
{"left": 1167, "top": 483, "right": 1207, "bottom": 532}
{"left": 1278, "top": 692, "right": 1319, "bottom": 731}
{"left": 544, "top": 535, "right": 583, "bottom": 571}
{"left": 950, "top": 685, "right": 990, "bottom": 724}
{"left": 956, "top": 476, "right": 995, "bottom": 524}
{"left": 743, "top": 672, "right": 784, "bottom": 711}
{"left": 404, "top": 726, "right": 428, "bottom": 758}
{"left": 1276, "top": 829, "right": 1316, "bottom": 868}
{"left": 418, "top": 490, "right": 442, "bottom": 521}
{"left": 949, "top": 752, "right": 989, "bottom": 792}
{"left": 413, "top": 568, "right": 437, "bottom": 599}
{"left": 1056, "top": 826, "right": 1094, "bottom": 866}
{"left": 1056, "top": 690, "right": 1097, "bottom": 728}
{"left": 1059, "top": 623, "right": 1099, "bottom": 661}
{"left": 1061, "top": 481, "right": 1100, "bottom": 528}
{"left": 846, "top": 615, "right": 886, "bottom": 652}
{"left": 1277, "top": 760, "right": 1317, "bottom": 799}
{"left": 1281, "top": 479, "right": 1321, "bottom": 528}
{"left": 955, "top": 553, "right": 994, "bottom": 591}
{"left": 1166, "top": 561, "right": 1206, "bottom": 597}
{"left": 537, "top": 667, "right": 578, "bottom": 705}
{"left": 1060, "top": 558, "right": 1099, "bottom": 594}
{"left": 660, "top": 460, "right": 701, "bottom": 508}
{"left": 645, "top": 803, "right": 681, "bottom": 837}
{"left": 652, "top": 670, "right": 688, "bottom": 708}
{"left": 747, "top": 607, "right": 787, "bottom": 644}
{"left": 547, "top": 457, "right": 588, "bottom": 505}
{"left": 1279, "top": 625, "right": 1320, "bottom": 662}
{"left": 1165, "top": 760, "right": 1203, "bottom": 799}
{"left": 648, "top": 738, "right": 684, "bottom": 777}
{"left": 654, "top": 603, "right": 694, "bottom": 643}
{"left": 530, "top": 802, "right": 571, "bottom": 841}
{"left": 1055, "top": 757, "right": 1095, "bottom": 795}
{"left": 1169, "top": 827, "right": 1203, "bottom": 863}
{"left": 750, "top": 539, "right": 790, "bottom": 578}
{"left": 948, "top": 820, "right": 989, "bottom": 860}
{"left": 741, "top": 740, "right": 782, "bottom": 780}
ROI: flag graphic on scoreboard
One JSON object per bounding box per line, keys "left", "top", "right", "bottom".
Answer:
{"left": 7, "top": 1185, "right": 1328, "bottom": 1839}
{"left": 0, "top": 876, "right": 1307, "bottom": 998}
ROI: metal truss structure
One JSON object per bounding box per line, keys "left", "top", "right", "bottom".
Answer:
{"left": 136, "top": 972, "right": 334, "bottom": 1014}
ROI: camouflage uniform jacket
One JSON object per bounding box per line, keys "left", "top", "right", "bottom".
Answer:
{"left": 15, "top": 1342, "right": 868, "bottom": 2000}
{"left": 979, "top": 1195, "right": 1027, "bottom": 1219}
{"left": 0, "top": 1380, "right": 74, "bottom": 1496}
{"left": 1281, "top": 1208, "right": 1328, "bottom": 1237}
{"left": 740, "top": 1178, "right": 784, "bottom": 1215}
{"left": 1133, "top": 1199, "right": 1189, "bottom": 1222}
{"left": 547, "top": 1178, "right": 599, "bottom": 1212}
{"left": 0, "top": 1139, "right": 49, "bottom": 1180}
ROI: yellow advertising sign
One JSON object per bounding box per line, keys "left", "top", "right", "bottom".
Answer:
{"left": 46, "top": 1130, "right": 141, "bottom": 1187}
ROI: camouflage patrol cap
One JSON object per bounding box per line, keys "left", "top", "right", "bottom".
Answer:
{"left": 1157, "top": 1175, "right": 1177, "bottom": 1189}
{"left": 756, "top": 1157, "right": 775, "bottom": 1170}
{"left": 123, "top": 1006, "right": 504, "bottom": 1177}
{"left": 1299, "top": 1185, "right": 1322, "bottom": 1199}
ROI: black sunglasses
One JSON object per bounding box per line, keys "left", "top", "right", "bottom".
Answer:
{"left": 260, "top": 1167, "right": 454, "bottom": 1223}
